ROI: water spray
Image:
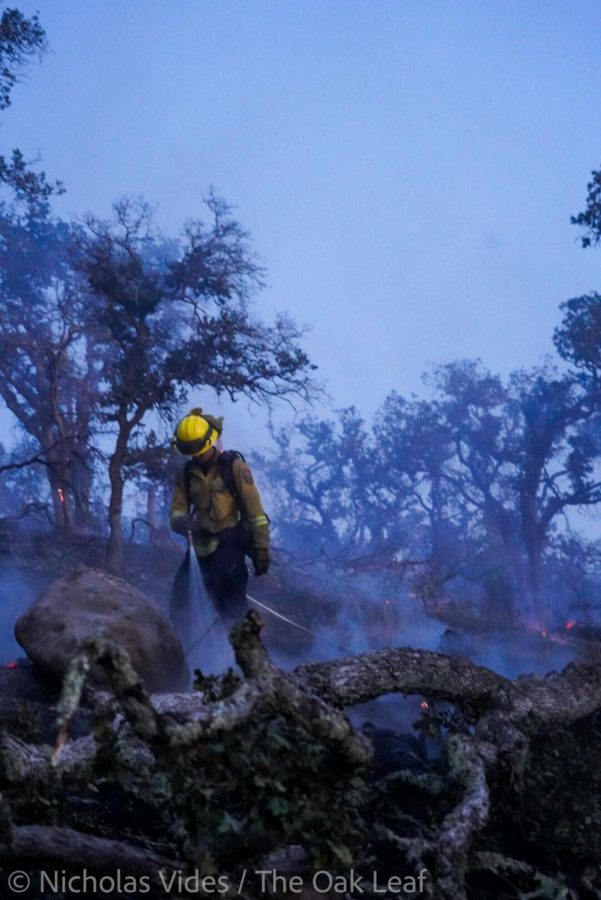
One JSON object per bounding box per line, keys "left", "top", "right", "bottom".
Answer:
{"left": 183, "top": 530, "right": 235, "bottom": 674}
{"left": 182, "top": 535, "right": 350, "bottom": 663}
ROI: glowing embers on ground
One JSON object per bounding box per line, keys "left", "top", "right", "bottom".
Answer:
{"left": 533, "top": 618, "right": 601, "bottom": 648}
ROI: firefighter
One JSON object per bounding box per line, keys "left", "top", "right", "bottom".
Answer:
{"left": 169, "top": 408, "right": 270, "bottom": 636}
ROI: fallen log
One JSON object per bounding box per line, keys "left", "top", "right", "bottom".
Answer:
{"left": 8, "top": 824, "right": 180, "bottom": 880}
{"left": 0, "top": 610, "right": 600, "bottom": 898}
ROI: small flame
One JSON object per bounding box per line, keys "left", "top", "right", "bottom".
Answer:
{"left": 7, "top": 661, "right": 16, "bottom": 669}
{"left": 57, "top": 488, "right": 65, "bottom": 503}
{"left": 540, "top": 629, "right": 548, "bottom": 638}
{"left": 565, "top": 620, "right": 577, "bottom": 630}
{"left": 420, "top": 701, "right": 429, "bottom": 710}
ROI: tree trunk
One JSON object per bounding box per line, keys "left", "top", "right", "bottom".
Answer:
{"left": 106, "top": 429, "right": 130, "bottom": 573}
{"left": 43, "top": 450, "right": 71, "bottom": 531}
{"left": 526, "top": 540, "right": 546, "bottom": 630}
{"left": 519, "top": 484, "right": 547, "bottom": 629}
{"left": 147, "top": 484, "right": 158, "bottom": 545}
{"left": 70, "top": 455, "right": 92, "bottom": 529}
{"left": 70, "top": 333, "right": 100, "bottom": 530}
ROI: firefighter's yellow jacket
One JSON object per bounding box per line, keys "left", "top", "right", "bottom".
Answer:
{"left": 170, "top": 452, "right": 269, "bottom": 557}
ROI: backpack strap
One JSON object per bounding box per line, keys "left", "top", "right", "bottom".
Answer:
{"left": 219, "top": 450, "right": 246, "bottom": 511}
{"left": 221, "top": 451, "right": 270, "bottom": 530}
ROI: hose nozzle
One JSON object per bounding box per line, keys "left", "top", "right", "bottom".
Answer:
{"left": 187, "top": 530, "right": 193, "bottom": 548}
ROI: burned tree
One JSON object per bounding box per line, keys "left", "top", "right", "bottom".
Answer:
{"left": 0, "top": 8, "right": 46, "bottom": 111}
{"left": 0, "top": 6, "right": 98, "bottom": 529}
{"left": 74, "top": 194, "right": 317, "bottom": 571}
{"left": 373, "top": 360, "right": 601, "bottom": 629}
{"left": 123, "top": 435, "right": 182, "bottom": 546}
{"left": 261, "top": 357, "right": 601, "bottom": 632}
{"left": 0, "top": 8, "right": 57, "bottom": 209}
{"left": 0, "top": 198, "right": 99, "bottom": 529}
{"left": 254, "top": 408, "right": 391, "bottom": 562}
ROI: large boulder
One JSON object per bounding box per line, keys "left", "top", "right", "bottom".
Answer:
{"left": 15, "top": 566, "right": 190, "bottom": 693}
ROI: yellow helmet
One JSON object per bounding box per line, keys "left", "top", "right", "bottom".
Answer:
{"left": 172, "top": 408, "right": 223, "bottom": 457}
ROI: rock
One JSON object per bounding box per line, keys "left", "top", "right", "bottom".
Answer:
{"left": 15, "top": 566, "right": 190, "bottom": 693}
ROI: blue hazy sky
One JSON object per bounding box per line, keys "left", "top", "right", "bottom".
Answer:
{"left": 3, "top": 0, "right": 601, "bottom": 445}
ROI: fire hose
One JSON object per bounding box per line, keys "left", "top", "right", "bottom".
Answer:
{"left": 184, "top": 591, "right": 342, "bottom": 658}
{"left": 246, "top": 593, "right": 316, "bottom": 638}
{"left": 183, "top": 532, "right": 351, "bottom": 658}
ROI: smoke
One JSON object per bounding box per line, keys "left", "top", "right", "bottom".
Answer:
{"left": 257, "top": 559, "right": 589, "bottom": 740}
{"left": 260, "top": 553, "right": 586, "bottom": 740}
{"left": 266, "top": 560, "right": 446, "bottom": 661}
{"left": 0, "top": 560, "right": 52, "bottom": 663}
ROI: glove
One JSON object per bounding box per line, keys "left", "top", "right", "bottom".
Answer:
{"left": 172, "top": 514, "right": 194, "bottom": 536}
{"left": 252, "top": 547, "right": 270, "bottom": 576}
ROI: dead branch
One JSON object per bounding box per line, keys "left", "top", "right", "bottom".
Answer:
{"left": 54, "top": 638, "right": 165, "bottom": 759}
{"left": 434, "top": 735, "right": 496, "bottom": 899}
{"left": 472, "top": 852, "right": 570, "bottom": 898}
{"left": 1, "top": 733, "right": 94, "bottom": 783}
{"left": 53, "top": 613, "right": 372, "bottom": 770}
{"left": 1, "top": 732, "right": 152, "bottom": 784}
{"left": 293, "top": 646, "right": 513, "bottom": 710}
{"left": 5, "top": 611, "right": 600, "bottom": 898}
{"left": 7, "top": 824, "right": 180, "bottom": 880}
{"left": 0, "top": 441, "right": 63, "bottom": 474}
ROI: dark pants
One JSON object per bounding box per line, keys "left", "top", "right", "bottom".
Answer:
{"left": 170, "top": 539, "right": 249, "bottom": 638}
